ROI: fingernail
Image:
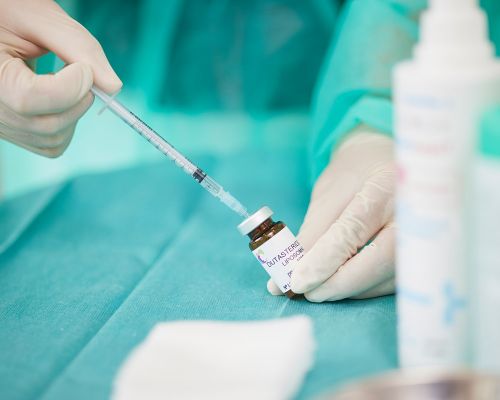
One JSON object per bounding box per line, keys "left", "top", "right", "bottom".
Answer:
{"left": 291, "top": 274, "right": 307, "bottom": 294}
{"left": 96, "top": 64, "right": 123, "bottom": 94}
{"left": 104, "top": 74, "right": 123, "bottom": 94}
{"left": 267, "top": 280, "right": 282, "bottom": 296}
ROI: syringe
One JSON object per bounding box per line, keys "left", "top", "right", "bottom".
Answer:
{"left": 91, "top": 86, "right": 249, "bottom": 218}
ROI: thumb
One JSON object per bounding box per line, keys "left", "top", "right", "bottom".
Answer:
{"left": 0, "top": 53, "right": 93, "bottom": 114}
{"left": 15, "top": 1, "right": 122, "bottom": 93}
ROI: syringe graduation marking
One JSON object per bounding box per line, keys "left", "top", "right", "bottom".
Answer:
{"left": 126, "top": 110, "right": 198, "bottom": 176}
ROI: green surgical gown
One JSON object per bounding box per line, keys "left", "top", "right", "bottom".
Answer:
{"left": 2, "top": 0, "right": 500, "bottom": 194}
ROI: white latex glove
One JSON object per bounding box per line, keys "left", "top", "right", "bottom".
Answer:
{"left": 268, "top": 128, "right": 396, "bottom": 302}
{"left": 0, "top": 0, "right": 122, "bottom": 157}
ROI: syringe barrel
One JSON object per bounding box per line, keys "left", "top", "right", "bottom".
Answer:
{"left": 92, "top": 87, "right": 198, "bottom": 176}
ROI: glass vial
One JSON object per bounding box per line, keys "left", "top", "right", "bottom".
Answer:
{"left": 238, "top": 206, "right": 305, "bottom": 298}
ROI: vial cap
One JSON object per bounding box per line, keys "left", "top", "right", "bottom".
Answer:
{"left": 480, "top": 106, "right": 500, "bottom": 159}
{"left": 237, "top": 206, "right": 273, "bottom": 235}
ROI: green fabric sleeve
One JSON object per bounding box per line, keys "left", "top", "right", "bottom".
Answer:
{"left": 310, "top": 0, "right": 426, "bottom": 183}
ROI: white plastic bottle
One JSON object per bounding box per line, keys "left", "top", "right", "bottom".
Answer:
{"left": 472, "top": 107, "right": 500, "bottom": 372}
{"left": 393, "top": 0, "right": 500, "bottom": 368}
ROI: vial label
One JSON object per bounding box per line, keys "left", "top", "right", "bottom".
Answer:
{"left": 252, "top": 227, "right": 305, "bottom": 293}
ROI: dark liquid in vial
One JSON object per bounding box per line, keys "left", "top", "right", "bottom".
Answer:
{"left": 248, "top": 218, "right": 296, "bottom": 299}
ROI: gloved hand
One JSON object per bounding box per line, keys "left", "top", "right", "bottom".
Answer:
{"left": 0, "top": 0, "right": 122, "bottom": 157}
{"left": 268, "top": 128, "right": 396, "bottom": 302}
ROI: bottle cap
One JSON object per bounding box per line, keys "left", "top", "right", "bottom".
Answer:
{"left": 237, "top": 206, "right": 273, "bottom": 235}
{"left": 479, "top": 106, "right": 500, "bottom": 159}
{"left": 415, "top": 0, "right": 494, "bottom": 65}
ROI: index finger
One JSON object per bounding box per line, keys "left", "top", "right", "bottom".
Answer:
{"left": 7, "top": 0, "right": 121, "bottom": 93}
